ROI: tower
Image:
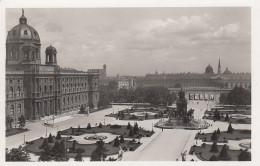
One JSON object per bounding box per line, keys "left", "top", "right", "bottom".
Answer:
{"left": 218, "top": 57, "right": 221, "bottom": 75}
{"left": 103, "top": 64, "right": 106, "bottom": 77}
{"left": 45, "top": 45, "right": 57, "bottom": 65}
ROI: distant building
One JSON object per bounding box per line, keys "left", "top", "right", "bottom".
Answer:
{"left": 136, "top": 58, "right": 250, "bottom": 101}
{"left": 117, "top": 75, "right": 135, "bottom": 90}
{"left": 6, "top": 10, "right": 99, "bottom": 122}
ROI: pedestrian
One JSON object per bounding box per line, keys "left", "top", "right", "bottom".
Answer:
{"left": 162, "top": 128, "right": 163, "bottom": 131}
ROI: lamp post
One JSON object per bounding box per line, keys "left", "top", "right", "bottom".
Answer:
{"left": 104, "top": 116, "right": 105, "bottom": 125}
{"left": 24, "top": 135, "right": 25, "bottom": 144}
{"left": 45, "top": 127, "right": 47, "bottom": 138}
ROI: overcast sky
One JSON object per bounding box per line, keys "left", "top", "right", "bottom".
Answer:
{"left": 6, "top": 8, "right": 251, "bottom": 76}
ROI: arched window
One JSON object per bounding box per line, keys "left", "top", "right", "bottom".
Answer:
{"left": 79, "top": 95, "right": 81, "bottom": 103}
{"left": 9, "top": 87, "right": 14, "bottom": 98}
{"left": 49, "top": 85, "right": 53, "bottom": 95}
{"left": 75, "top": 96, "right": 78, "bottom": 103}
{"left": 24, "top": 30, "right": 28, "bottom": 35}
{"left": 10, "top": 105, "right": 14, "bottom": 115}
{"left": 17, "top": 104, "right": 21, "bottom": 114}
{"left": 44, "top": 85, "right": 47, "bottom": 95}
{"left": 16, "top": 86, "right": 21, "bottom": 97}
{"left": 71, "top": 96, "right": 74, "bottom": 104}
{"left": 67, "top": 97, "right": 70, "bottom": 105}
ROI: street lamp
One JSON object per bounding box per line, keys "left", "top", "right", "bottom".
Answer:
{"left": 104, "top": 116, "right": 105, "bottom": 125}
{"left": 45, "top": 127, "right": 47, "bottom": 138}
{"left": 24, "top": 135, "right": 25, "bottom": 144}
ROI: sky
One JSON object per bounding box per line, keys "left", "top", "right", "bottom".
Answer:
{"left": 5, "top": 8, "right": 251, "bottom": 76}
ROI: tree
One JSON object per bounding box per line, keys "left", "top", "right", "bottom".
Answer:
{"left": 120, "top": 135, "right": 124, "bottom": 143}
{"left": 6, "top": 115, "right": 13, "bottom": 130}
{"left": 6, "top": 146, "right": 30, "bottom": 161}
{"left": 227, "top": 123, "right": 233, "bottom": 133}
{"left": 133, "top": 122, "right": 139, "bottom": 134}
{"left": 129, "top": 128, "right": 134, "bottom": 137}
{"left": 51, "top": 141, "right": 60, "bottom": 155}
{"left": 209, "top": 155, "right": 219, "bottom": 161}
{"left": 98, "top": 122, "right": 103, "bottom": 128}
{"left": 40, "top": 139, "right": 49, "bottom": 150}
{"left": 48, "top": 133, "right": 54, "bottom": 143}
{"left": 211, "top": 130, "right": 218, "bottom": 141}
{"left": 90, "top": 140, "right": 107, "bottom": 161}
{"left": 74, "top": 153, "right": 83, "bottom": 161}
{"left": 219, "top": 93, "right": 227, "bottom": 106}
{"left": 56, "top": 132, "right": 62, "bottom": 140}
{"left": 213, "top": 109, "right": 221, "bottom": 120}
{"left": 145, "top": 112, "right": 148, "bottom": 119}
{"left": 210, "top": 141, "right": 219, "bottom": 153}
{"left": 87, "top": 123, "right": 91, "bottom": 129}
{"left": 227, "top": 86, "right": 251, "bottom": 106}
{"left": 72, "top": 140, "right": 76, "bottom": 150}
{"left": 18, "top": 115, "right": 26, "bottom": 128}
{"left": 225, "top": 113, "right": 230, "bottom": 122}
{"left": 238, "top": 149, "right": 251, "bottom": 161}
{"left": 113, "top": 136, "right": 120, "bottom": 147}
{"left": 219, "top": 144, "right": 231, "bottom": 160}
{"left": 39, "top": 145, "right": 52, "bottom": 161}
{"left": 217, "top": 128, "right": 221, "bottom": 135}
{"left": 127, "top": 122, "right": 132, "bottom": 129}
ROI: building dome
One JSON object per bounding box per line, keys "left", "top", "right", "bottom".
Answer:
{"left": 6, "top": 10, "right": 40, "bottom": 44}
{"left": 45, "top": 45, "right": 57, "bottom": 54}
{"left": 205, "top": 64, "right": 214, "bottom": 74}
{"left": 223, "top": 67, "right": 232, "bottom": 74}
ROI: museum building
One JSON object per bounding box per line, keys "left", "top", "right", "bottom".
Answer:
{"left": 5, "top": 11, "right": 100, "bottom": 122}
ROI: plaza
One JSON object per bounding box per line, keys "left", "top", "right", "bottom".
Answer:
{"left": 7, "top": 100, "right": 250, "bottom": 161}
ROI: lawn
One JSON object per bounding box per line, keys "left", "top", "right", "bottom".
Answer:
{"left": 60, "top": 124, "right": 154, "bottom": 139}
{"left": 196, "top": 130, "right": 251, "bottom": 143}
{"left": 190, "top": 144, "right": 244, "bottom": 161}
{"left": 203, "top": 116, "right": 251, "bottom": 124}
{"left": 105, "top": 108, "right": 167, "bottom": 121}
{"left": 25, "top": 136, "right": 141, "bottom": 157}
{"left": 6, "top": 128, "right": 28, "bottom": 137}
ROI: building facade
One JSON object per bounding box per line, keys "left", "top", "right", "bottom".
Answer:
{"left": 6, "top": 11, "right": 100, "bottom": 122}
{"left": 136, "top": 59, "right": 251, "bottom": 101}
{"left": 117, "top": 75, "right": 136, "bottom": 90}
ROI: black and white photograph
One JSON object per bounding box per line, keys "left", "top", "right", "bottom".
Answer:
{"left": 1, "top": 0, "right": 259, "bottom": 164}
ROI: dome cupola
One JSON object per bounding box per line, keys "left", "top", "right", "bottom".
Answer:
{"left": 45, "top": 45, "right": 57, "bottom": 65}
{"left": 6, "top": 9, "right": 41, "bottom": 65}
{"left": 205, "top": 64, "right": 214, "bottom": 74}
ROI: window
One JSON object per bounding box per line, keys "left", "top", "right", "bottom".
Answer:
{"left": 17, "top": 104, "right": 21, "bottom": 114}
{"left": 34, "top": 31, "right": 37, "bottom": 36}
{"left": 16, "top": 87, "right": 21, "bottom": 97}
{"left": 9, "top": 87, "right": 14, "bottom": 98}
{"left": 44, "top": 85, "right": 47, "bottom": 95}
{"left": 24, "top": 30, "right": 28, "bottom": 35}
{"left": 10, "top": 105, "right": 14, "bottom": 115}
{"left": 49, "top": 85, "right": 53, "bottom": 95}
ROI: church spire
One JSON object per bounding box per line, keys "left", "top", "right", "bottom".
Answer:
{"left": 218, "top": 57, "right": 221, "bottom": 75}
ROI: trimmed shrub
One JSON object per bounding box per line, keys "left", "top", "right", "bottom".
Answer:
{"left": 98, "top": 122, "right": 103, "bottom": 128}
{"left": 210, "top": 141, "right": 219, "bottom": 153}
{"left": 227, "top": 123, "right": 233, "bottom": 133}
{"left": 87, "top": 123, "right": 91, "bottom": 129}
{"left": 219, "top": 144, "right": 231, "bottom": 160}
